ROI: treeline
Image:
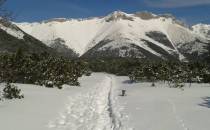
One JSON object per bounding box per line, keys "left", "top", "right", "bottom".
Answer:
{"left": 86, "top": 58, "right": 141, "bottom": 76}
{"left": 1, "top": 51, "right": 210, "bottom": 89}
{"left": 0, "top": 49, "right": 89, "bottom": 89}
{"left": 128, "top": 61, "right": 210, "bottom": 87}
{"left": 85, "top": 58, "right": 210, "bottom": 85}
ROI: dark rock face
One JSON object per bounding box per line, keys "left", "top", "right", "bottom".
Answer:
{"left": 134, "top": 12, "right": 157, "bottom": 20}
{"left": 81, "top": 35, "right": 210, "bottom": 62}
{"left": 82, "top": 39, "right": 179, "bottom": 61}
{"left": 146, "top": 31, "right": 175, "bottom": 49}
{"left": 141, "top": 39, "right": 179, "bottom": 61}
{"left": 82, "top": 40, "right": 139, "bottom": 58}
{"left": 177, "top": 39, "right": 210, "bottom": 62}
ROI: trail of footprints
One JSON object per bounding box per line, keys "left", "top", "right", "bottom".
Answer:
{"left": 48, "top": 77, "right": 113, "bottom": 130}
{"left": 168, "top": 99, "right": 190, "bottom": 130}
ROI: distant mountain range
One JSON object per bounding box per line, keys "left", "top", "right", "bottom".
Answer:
{"left": 1, "top": 11, "right": 210, "bottom": 61}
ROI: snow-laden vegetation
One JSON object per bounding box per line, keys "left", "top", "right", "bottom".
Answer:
{"left": 0, "top": 49, "right": 90, "bottom": 89}
{"left": 86, "top": 58, "right": 210, "bottom": 85}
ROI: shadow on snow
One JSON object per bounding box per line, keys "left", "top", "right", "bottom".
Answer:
{"left": 122, "top": 80, "right": 134, "bottom": 84}
{"left": 199, "top": 97, "right": 210, "bottom": 108}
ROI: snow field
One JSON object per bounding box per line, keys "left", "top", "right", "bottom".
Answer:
{"left": 115, "top": 76, "right": 210, "bottom": 130}
{"left": 0, "top": 73, "right": 210, "bottom": 130}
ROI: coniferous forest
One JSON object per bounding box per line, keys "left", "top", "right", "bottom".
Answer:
{"left": 1, "top": 50, "right": 210, "bottom": 89}
{"left": 85, "top": 58, "right": 210, "bottom": 85}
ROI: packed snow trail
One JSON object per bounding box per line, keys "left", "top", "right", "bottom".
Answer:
{"left": 48, "top": 75, "right": 130, "bottom": 130}
{"left": 167, "top": 99, "right": 190, "bottom": 130}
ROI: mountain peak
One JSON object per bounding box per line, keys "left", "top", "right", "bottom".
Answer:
{"left": 134, "top": 11, "right": 156, "bottom": 20}
{"left": 105, "top": 10, "right": 133, "bottom": 22}
{"left": 111, "top": 10, "right": 127, "bottom": 15}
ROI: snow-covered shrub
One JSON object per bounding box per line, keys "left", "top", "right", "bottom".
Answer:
{"left": 3, "top": 83, "right": 24, "bottom": 99}
{"left": 44, "top": 81, "right": 54, "bottom": 88}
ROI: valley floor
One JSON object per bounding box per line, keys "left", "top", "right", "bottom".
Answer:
{"left": 0, "top": 73, "right": 210, "bottom": 130}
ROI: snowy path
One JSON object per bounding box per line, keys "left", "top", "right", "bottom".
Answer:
{"left": 167, "top": 99, "right": 189, "bottom": 130}
{"left": 48, "top": 75, "right": 130, "bottom": 130}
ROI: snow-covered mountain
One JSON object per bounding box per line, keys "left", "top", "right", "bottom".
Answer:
{"left": 192, "top": 24, "right": 210, "bottom": 40}
{"left": 0, "top": 19, "right": 56, "bottom": 55}
{"left": 0, "top": 19, "right": 78, "bottom": 58}
{"left": 15, "top": 11, "right": 210, "bottom": 61}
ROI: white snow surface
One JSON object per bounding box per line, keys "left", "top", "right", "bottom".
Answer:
{"left": 0, "top": 23, "right": 24, "bottom": 39}
{"left": 15, "top": 11, "right": 204, "bottom": 56}
{"left": 1, "top": 73, "right": 210, "bottom": 130}
{"left": 192, "top": 24, "right": 210, "bottom": 40}
{"left": 115, "top": 76, "right": 210, "bottom": 130}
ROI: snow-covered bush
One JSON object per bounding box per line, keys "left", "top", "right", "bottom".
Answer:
{"left": 3, "top": 83, "right": 24, "bottom": 99}
{"left": 44, "top": 81, "right": 54, "bottom": 88}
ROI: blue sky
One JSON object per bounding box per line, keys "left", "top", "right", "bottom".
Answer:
{"left": 4, "top": 0, "right": 210, "bottom": 25}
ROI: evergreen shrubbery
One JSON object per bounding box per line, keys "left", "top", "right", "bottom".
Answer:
{"left": 128, "top": 61, "right": 210, "bottom": 86}
{"left": 0, "top": 50, "right": 90, "bottom": 89}
{"left": 85, "top": 58, "right": 210, "bottom": 87}
{"left": 2, "top": 83, "right": 24, "bottom": 99}
{"left": 0, "top": 50, "right": 209, "bottom": 90}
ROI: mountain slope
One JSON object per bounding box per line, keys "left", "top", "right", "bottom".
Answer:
{"left": 0, "top": 19, "right": 79, "bottom": 58}
{"left": 0, "top": 19, "right": 56, "bottom": 55}
{"left": 49, "top": 38, "right": 79, "bottom": 58}
{"left": 15, "top": 11, "right": 210, "bottom": 61}
{"left": 192, "top": 24, "right": 210, "bottom": 40}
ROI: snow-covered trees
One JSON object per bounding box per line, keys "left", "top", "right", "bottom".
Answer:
{"left": 128, "top": 61, "right": 210, "bottom": 86}
{"left": 0, "top": 50, "right": 209, "bottom": 89}
{"left": 0, "top": 50, "right": 90, "bottom": 88}
{"left": 86, "top": 58, "right": 210, "bottom": 86}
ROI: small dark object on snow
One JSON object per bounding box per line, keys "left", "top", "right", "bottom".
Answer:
{"left": 151, "top": 82, "right": 155, "bottom": 87}
{"left": 121, "top": 90, "right": 126, "bottom": 96}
